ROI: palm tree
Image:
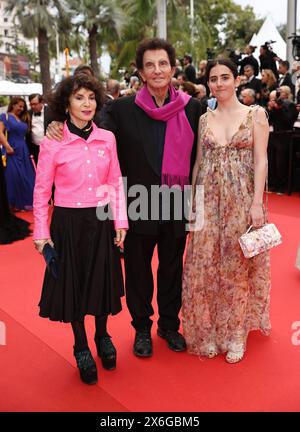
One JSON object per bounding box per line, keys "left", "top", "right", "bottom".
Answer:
{"left": 5, "top": 0, "right": 70, "bottom": 94}
{"left": 110, "top": 0, "right": 155, "bottom": 74}
{"left": 69, "top": 0, "right": 123, "bottom": 77}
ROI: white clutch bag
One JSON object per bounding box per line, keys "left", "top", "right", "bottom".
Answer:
{"left": 239, "top": 223, "right": 282, "bottom": 258}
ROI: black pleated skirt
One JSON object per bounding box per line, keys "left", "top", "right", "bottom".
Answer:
{"left": 38, "top": 206, "right": 124, "bottom": 322}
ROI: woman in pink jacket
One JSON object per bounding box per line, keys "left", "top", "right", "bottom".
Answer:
{"left": 33, "top": 73, "right": 128, "bottom": 385}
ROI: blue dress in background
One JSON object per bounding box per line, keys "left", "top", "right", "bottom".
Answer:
{"left": 0, "top": 113, "right": 35, "bottom": 210}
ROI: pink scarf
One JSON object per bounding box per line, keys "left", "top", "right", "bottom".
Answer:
{"left": 135, "top": 84, "right": 194, "bottom": 189}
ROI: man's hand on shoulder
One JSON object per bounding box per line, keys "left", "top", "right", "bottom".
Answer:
{"left": 46, "top": 121, "right": 64, "bottom": 141}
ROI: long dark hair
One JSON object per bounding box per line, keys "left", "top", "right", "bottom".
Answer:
{"left": 7, "top": 96, "right": 31, "bottom": 127}
{"left": 205, "top": 58, "right": 238, "bottom": 83}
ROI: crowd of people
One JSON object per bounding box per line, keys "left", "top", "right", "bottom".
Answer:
{"left": 0, "top": 38, "right": 299, "bottom": 385}
{"left": 125, "top": 45, "right": 300, "bottom": 195}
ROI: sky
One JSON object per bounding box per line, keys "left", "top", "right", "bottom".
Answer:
{"left": 234, "top": 0, "right": 299, "bottom": 27}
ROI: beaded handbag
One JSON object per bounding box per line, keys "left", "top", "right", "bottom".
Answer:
{"left": 238, "top": 174, "right": 282, "bottom": 258}
{"left": 239, "top": 223, "right": 282, "bottom": 258}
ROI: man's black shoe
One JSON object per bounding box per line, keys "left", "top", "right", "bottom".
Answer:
{"left": 157, "top": 328, "right": 187, "bottom": 352}
{"left": 133, "top": 330, "right": 152, "bottom": 357}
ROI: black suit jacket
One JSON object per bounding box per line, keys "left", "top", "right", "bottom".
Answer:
{"left": 245, "top": 77, "right": 262, "bottom": 101}
{"left": 237, "top": 78, "right": 261, "bottom": 98}
{"left": 268, "top": 100, "right": 298, "bottom": 131}
{"left": 184, "top": 64, "right": 196, "bottom": 83}
{"left": 100, "top": 94, "right": 203, "bottom": 237}
{"left": 245, "top": 77, "right": 261, "bottom": 92}
{"left": 278, "top": 73, "right": 295, "bottom": 97}
{"left": 239, "top": 55, "right": 259, "bottom": 77}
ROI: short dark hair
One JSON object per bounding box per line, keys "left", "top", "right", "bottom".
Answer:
{"left": 244, "top": 64, "right": 254, "bottom": 72}
{"left": 279, "top": 60, "right": 290, "bottom": 70}
{"left": 184, "top": 54, "right": 192, "bottom": 63}
{"left": 177, "top": 72, "right": 186, "bottom": 81}
{"left": 29, "top": 93, "right": 43, "bottom": 103}
{"left": 248, "top": 45, "right": 256, "bottom": 53}
{"left": 181, "top": 81, "right": 196, "bottom": 96}
{"left": 106, "top": 79, "right": 120, "bottom": 96}
{"left": 74, "top": 64, "right": 94, "bottom": 77}
{"left": 135, "top": 38, "right": 176, "bottom": 70}
{"left": 205, "top": 58, "right": 238, "bottom": 82}
{"left": 46, "top": 73, "right": 104, "bottom": 121}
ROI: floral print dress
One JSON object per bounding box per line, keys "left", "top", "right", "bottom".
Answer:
{"left": 182, "top": 107, "right": 271, "bottom": 356}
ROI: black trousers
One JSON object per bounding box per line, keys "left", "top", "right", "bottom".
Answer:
{"left": 31, "top": 144, "right": 40, "bottom": 167}
{"left": 268, "top": 132, "right": 291, "bottom": 190}
{"left": 124, "top": 222, "right": 187, "bottom": 332}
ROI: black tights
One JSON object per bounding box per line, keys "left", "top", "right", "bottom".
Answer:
{"left": 71, "top": 315, "right": 108, "bottom": 352}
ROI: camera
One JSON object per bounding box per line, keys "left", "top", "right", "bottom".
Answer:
{"left": 226, "top": 48, "right": 242, "bottom": 66}
{"left": 288, "top": 33, "right": 300, "bottom": 60}
{"left": 262, "top": 40, "right": 276, "bottom": 50}
{"left": 206, "top": 48, "right": 214, "bottom": 61}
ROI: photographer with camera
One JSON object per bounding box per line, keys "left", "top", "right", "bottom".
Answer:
{"left": 267, "top": 87, "right": 298, "bottom": 194}
{"left": 289, "top": 33, "right": 300, "bottom": 62}
{"left": 259, "top": 42, "right": 280, "bottom": 80}
{"left": 227, "top": 48, "right": 242, "bottom": 67}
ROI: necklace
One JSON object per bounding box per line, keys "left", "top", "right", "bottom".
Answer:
{"left": 83, "top": 123, "right": 92, "bottom": 132}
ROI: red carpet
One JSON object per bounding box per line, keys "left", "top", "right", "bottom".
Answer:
{"left": 0, "top": 194, "right": 300, "bottom": 412}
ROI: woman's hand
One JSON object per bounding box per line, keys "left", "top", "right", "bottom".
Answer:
{"left": 114, "top": 229, "right": 127, "bottom": 247}
{"left": 46, "top": 121, "right": 64, "bottom": 141}
{"left": 33, "top": 238, "right": 54, "bottom": 254}
{"left": 249, "top": 203, "right": 265, "bottom": 228}
{"left": 5, "top": 144, "right": 14, "bottom": 155}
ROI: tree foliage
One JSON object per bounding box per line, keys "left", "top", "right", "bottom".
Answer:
{"left": 5, "top": 0, "right": 268, "bottom": 83}
{"left": 5, "top": 0, "right": 70, "bottom": 92}
{"left": 68, "top": 0, "right": 123, "bottom": 77}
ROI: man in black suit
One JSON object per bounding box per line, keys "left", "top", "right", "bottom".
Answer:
{"left": 267, "top": 89, "right": 298, "bottom": 194}
{"left": 278, "top": 60, "right": 295, "bottom": 97}
{"left": 102, "top": 39, "right": 202, "bottom": 357}
{"left": 28, "top": 93, "right": 50, "bottom": 166}
{"left": 243, "top": 64, "right": 262, "bottom": 103}
{"left": 183, "top": 54, "right": 196, "bottom": 83}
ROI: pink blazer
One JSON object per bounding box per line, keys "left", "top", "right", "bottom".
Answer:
{"left": 33, "top": 122, "right": 128, "bottom": 240}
